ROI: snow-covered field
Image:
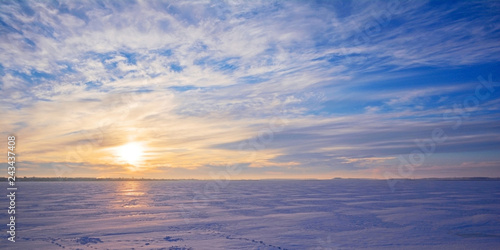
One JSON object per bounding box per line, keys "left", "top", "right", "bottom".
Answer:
{"left": 2, "top": 180, "right": 500, "bottom": 249}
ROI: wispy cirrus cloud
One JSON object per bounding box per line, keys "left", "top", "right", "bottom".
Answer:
{"left": 0, "top": 0, "right": 499, "bottom": 178}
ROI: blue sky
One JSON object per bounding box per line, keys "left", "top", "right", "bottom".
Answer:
{"left": 0, "top": 0, "right": 499, "bottom": 179}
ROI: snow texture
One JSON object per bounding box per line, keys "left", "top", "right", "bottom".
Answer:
{"left": 1, "top": 180, "right": 499, "bottom": 249}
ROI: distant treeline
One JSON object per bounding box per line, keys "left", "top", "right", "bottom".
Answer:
{"left": 0, "top": 177, "right": 193, "bottom": 181}
{"left": 0, "top": 177, "right": 499, "bottom": 181}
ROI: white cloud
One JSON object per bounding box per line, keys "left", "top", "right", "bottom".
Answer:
{"left": 0, "top": 0, "right": 499, "bottom": 178}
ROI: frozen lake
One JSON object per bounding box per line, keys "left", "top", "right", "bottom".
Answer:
{"left": 2, "top": 180, "right": 500, "bottom": 249}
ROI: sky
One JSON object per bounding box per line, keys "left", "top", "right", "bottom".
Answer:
{"left": 0, "top": 0, "right": 499, "bottom": 179}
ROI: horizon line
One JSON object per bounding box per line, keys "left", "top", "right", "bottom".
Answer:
{"left": 4, "top": 176, "right": 500, "bottom": 181}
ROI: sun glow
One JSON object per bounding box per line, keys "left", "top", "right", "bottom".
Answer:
{"left": 114, "top": 142, "right": 145, "bottom": 167}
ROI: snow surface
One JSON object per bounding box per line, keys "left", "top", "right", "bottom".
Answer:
{"left": 1, "top": 180, "right": 500, "bottom": 249}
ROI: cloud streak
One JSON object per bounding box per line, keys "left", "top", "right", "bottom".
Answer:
{"left": 0, "top": 0, "right": 499, "bottom": 178}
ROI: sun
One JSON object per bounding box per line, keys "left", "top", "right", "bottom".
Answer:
{"left": 115, "top": 142, "right": 144, "bottom": 166}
